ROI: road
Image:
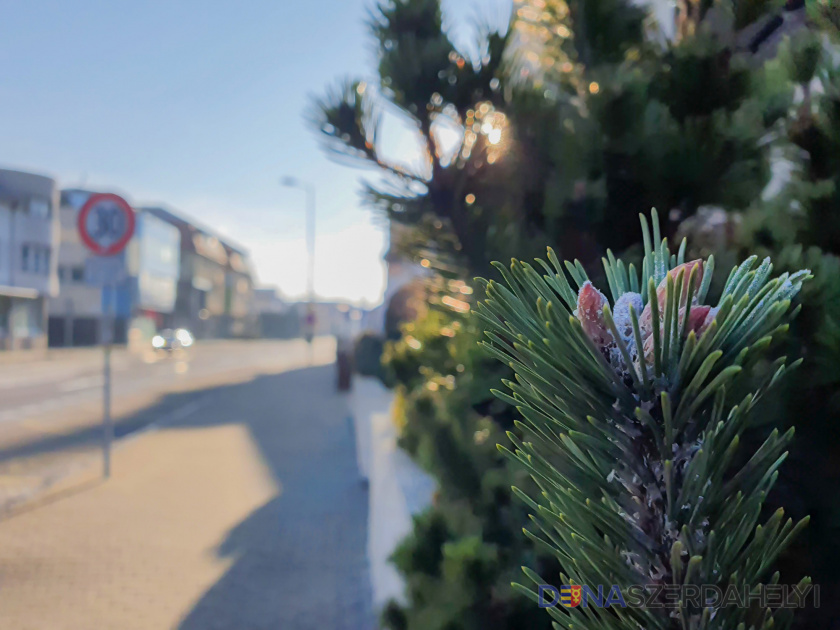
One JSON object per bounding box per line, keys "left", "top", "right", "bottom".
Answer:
{"left": 0, "top": 338, "right": 336, "bottom": 511}
{"left": 0, "top": 340, "right": 374, "bottom": 629}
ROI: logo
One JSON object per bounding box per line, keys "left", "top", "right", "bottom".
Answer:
{"left": 538, "top": 583, "right": 819, "bottom": 610}
{"left": 559, "top": 585, "right": 581, "bottom": 608}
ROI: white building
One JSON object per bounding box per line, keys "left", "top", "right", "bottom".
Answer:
{"left": 0, "top": 168, "right": 59, "bottom": 351}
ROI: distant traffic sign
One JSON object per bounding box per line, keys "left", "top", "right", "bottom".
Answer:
{"left": 77, "top": 194, "right": 136, "bottom": 479}
{"left": 78, "top": 193, "right": 136, "bottom": 256}
{"left": 85, "top": 256, "right": 126, "bottom": 286}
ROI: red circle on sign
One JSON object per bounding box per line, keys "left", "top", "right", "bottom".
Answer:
{"left": 77, "top": 193, "right": 136, "bottom": 256}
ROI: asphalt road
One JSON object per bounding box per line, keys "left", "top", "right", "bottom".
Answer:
{"left": 0, "top": 337, "right": 337, "bottom": 511}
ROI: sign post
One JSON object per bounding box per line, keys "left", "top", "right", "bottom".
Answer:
{"left": 78, "top": 193, "right": 135, "bottom": 479}
{"left": 103, "top": 286, "right": 113, "bottom": 476}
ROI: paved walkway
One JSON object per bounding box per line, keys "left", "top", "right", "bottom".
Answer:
{"left": 0, "top": 363, "right": 374, "bottom": 629}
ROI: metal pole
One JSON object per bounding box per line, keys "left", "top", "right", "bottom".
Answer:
{"left": 306, "top": 185, "right": 316, "bottom": 362}
{"left": 280, "top": 177, "right": 317, "bottom": 359}
{"left": 8, "top": 209, "right": 15, "bottom": 349}
{"left": 103, "top": 282, "right": 113, "bottom": 478}
{"left": 306, "top": 185, "right": 316, "bottom": 305}
{"left": 64, "top": 298, "right": 74, "bottom": 348}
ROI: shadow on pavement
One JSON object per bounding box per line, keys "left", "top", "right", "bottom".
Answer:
{"left": 0, "top": 401, "right": 183, "bottom": 464}
{"left": 174, "top": 366, "right": 375, "bottom": 630}
{"left": 1, "top": 364, "right": 375, "bottom": 630}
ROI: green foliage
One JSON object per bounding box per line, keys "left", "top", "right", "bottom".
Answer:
{"left": 383, "top": 310, "right": 463, "bottom": 392}
{"left": 786, "top": 54, "right": 840, "bottom": 253}
{"left": 808, "top": 0, "right": 840, "bottom": 36}
{"left": 745, "top": 12, "right": 840, "bottom": 618}
{"left": 382, "top": 307, "right": 557, "bottom": 630}
{"left": 719, "top": 239, "right": 840, "bottom": 627}
{"left": 678, "top": 29, "right": 840, "bottom": 621}
{"left": 511, "top": 0, "right": 789, "bottom": 254}
{"left": 732, "top": 0, "right": 785, "bottom": 31}
{"left": 476, "top": 213, "right": 811, "bottom": 628}
{"left": 314, "top": 0, "right": 530, "bottom": 276}
{"left": 783, "top": 31, "right": 823, "bottom": 85}
{"left": 314, "top": 0, "right": 793, "bottom": 279}
{"left": 311, "top": 0, "right": 840, "bottom": 626}
{"left": 564, "top": 0, "right": 646, "bottom": 65}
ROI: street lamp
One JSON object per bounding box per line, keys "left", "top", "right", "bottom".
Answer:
{"left": 280, "top": 176, "right": 316, "bottom": 344}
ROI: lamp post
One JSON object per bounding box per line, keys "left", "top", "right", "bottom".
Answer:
{"left": 280, "top": 176, "right": 316, "bottom": 346}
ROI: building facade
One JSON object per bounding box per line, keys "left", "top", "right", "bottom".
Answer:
{"left": 142, "top": 207, "right": 254, "bottom": 339}
{"left": 0, "top": 169, "right": 59, "bottom": 351}
{"left": 253, "top": 287, "right": 299, "bottom": 338}
{"left": 131, "top": 210, "right": 181, "bottom": 334}
{"left": 222, "top": 244, "right": 257, "bottom": 338}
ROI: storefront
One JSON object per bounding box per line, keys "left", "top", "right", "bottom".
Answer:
{"left": 0, "top": 288, "right": 46, "bottom": 350}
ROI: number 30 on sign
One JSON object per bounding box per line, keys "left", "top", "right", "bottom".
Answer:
{"left": 77, "top": 193, "right": 136, "bottom": 256}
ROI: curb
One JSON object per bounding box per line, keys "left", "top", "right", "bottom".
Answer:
{"left": 348, "top": 376, "right": 435, "bottom": 615}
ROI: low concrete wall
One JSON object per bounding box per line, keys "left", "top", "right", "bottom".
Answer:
{"left": 349, "top": 377, "right": 436, "bottom": 615}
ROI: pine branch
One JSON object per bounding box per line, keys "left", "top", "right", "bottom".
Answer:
{"left": 311, "top": 80, "right": 431, "bottom": 183}
{"left": 476, "top": 210, "right": 812, "bottom": 629}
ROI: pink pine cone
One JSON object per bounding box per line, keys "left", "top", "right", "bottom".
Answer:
{"left": 639, "top": 260, "right": 704, "bottom": 340}
{"left": 575, "top": 281, "right": 613, "bottom": 350}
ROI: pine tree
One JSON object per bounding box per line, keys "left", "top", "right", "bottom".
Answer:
{"left": 711, "top": 8, "right": 840, "bottom": 623}
{"left": 313, "top": 0, "right": 530, "bottom": 276}
{"left": 508, "top": 0, "right": 793, "bottom": 255}
{"left": 312, "top": 1, "right": 826, "bottom": 627}
{"left": 477, "top": 212, "right": 812, "bottom": 628}
{"left": 314, "top": 0, "right": 799, "bottom": 278}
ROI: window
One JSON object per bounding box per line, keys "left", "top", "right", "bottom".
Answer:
{"left": 21, "top": 244, "right": 30, "bottom": 272}
{"left": 29, "top": 198, "right": 51, "bottom": 219}
{"left": 71, "top": 266, "right": 84, "bottom": 282}
{"left": 43, "top": 248, "right": 51, "bottom": 275}
{"left": 58, "top": 266, "right": 66, "bottom": 281}
{"left": 60, "top": 190, "right": 90, "bottom": 209}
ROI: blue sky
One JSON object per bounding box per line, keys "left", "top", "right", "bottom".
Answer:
{"left": 0, "top": 0, "right": 511, "bottom": 305}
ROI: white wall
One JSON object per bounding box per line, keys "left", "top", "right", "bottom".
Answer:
{"left": 0, "top": 169, "right": 59, "bottom": 297}
{"left": 49, "top": 197, "right": 104, "bottom": 317}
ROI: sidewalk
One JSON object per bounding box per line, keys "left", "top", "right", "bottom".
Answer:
{"left": 0, "top": 362, "right": 374, "bottom": 630}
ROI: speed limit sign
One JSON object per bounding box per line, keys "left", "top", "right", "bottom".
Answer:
{"left": 77, "top": 193, "right": 136, "bottom": 256}
{"left": 77, "top": 192, "right": 137, "bottom": 480}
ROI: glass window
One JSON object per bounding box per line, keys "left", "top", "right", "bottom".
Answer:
{"left": 71, "top": 266, "right": 84, "bottom": 282}
{"left": 43, "top": 248, "right": 51, "bottom": 275}
{"left": 21, "top": 244, "right": 30, "bottom": 271}
{"left": 29, "top": 198, "right": 51, "bottom": 219}
{"left": 60, "top": 190, "right": 90, "bottom": 209}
